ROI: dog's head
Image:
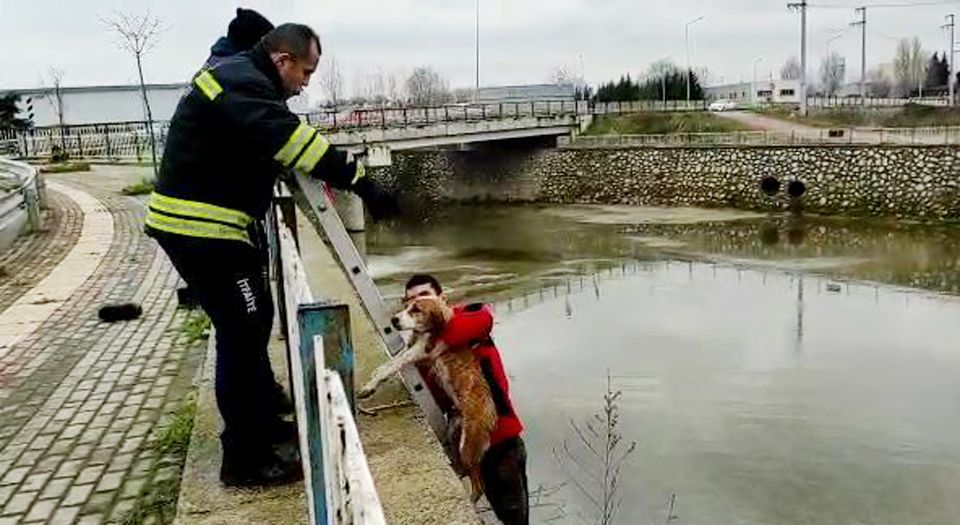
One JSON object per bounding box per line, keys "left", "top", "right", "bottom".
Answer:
{"left": 391, "top": 297, "right": 449, "bottom": 334}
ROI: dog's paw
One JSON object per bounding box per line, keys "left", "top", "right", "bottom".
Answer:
{"left": 357, "top": 386, "right": 376, "bottom": 399}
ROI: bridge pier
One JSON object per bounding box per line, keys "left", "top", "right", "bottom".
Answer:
{"left": 333, "top": 190, "right": 365, "bottom": 233}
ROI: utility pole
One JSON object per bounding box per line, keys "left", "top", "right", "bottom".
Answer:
{"left": 852, "top": 7, "right": 867, "bottom": 105}
{"left": 944, "top": 14, "right": 955, "bottom": 106}
{"left": 788, "top": 0, "right": 809, "bottom": 114}
{"left": 685, "top": 16, "right": 704, "bottom": 102}
{"left": 475, "top": 0, "right": 480, "bottom": 102}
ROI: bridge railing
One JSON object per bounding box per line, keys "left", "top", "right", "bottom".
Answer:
{"left": 266, "top": 190, "right": 386, "bottom": 525}
{"left": 2, "top": 99, "right": 713, "bottom": 160}
{"left": 564, "top": 126, "right": 960, "bottom": 147}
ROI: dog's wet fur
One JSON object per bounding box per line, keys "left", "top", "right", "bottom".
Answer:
{"left": 359, "top": 297, "right": 496, "bottom": 502}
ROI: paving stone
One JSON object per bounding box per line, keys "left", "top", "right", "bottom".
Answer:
{"left": 24, "top": 498, "right": 57, "bottom": 522}
{"left": 53, "top": 460, "right": 82, "bottom": 480}
{"left": 76, "top": 465, "right": 104, "bottom": 485}
{"left": 62, "top": 484, "right": 94, "bottom": 507}
{"left": 82, "top": 491, "right": 113, "bottom": 515}
{"left": 95, "top": 472, "right": 123, "bottom": 493}
{"left": 0, "top": 179, "right": 202, "bottom": 524}
{"left": 0, "top": 466, "right": 29, "bottom": 485}
{"left": 19, "top": 472, "right": 51, "bottom": 493}
{"left": 39, "top": 478, "right": 70, "bottom": 500}
{"left": 77, "top": 513, "right": 104, "bottom": 524}
{"left": 49, "top": 505, "right": 81, "bottom": 525}
{"left": 0, "top": 485, "right": 14, "bottom": 507}
{"left": 1, "top": 491, "right": 37, "bottom": 515}
{"left": 0, "top": 517, "right": 19, "bottom": 525}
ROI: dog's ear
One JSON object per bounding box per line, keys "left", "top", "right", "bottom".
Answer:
{"left": 424, "top": 299, "right": 447, "bottom": 333}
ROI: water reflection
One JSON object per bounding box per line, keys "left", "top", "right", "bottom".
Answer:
{"left": 493, "top": 262, "right": 960, "bottom": 525}
{"left": 362, "top": 204, "right": 960, "bottom": 524}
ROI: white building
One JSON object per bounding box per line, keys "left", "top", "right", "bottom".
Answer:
{"left": 704, "top": 79, "right": 802, "bottom": 105}
{"left": 9, "top": 83, "right": 312, "bottom": 127}
{"left": 9, "top": 83, "right": 188, "bottom": 127}
{"left": 477, "top": 83, "right": 576, "bottom": 103}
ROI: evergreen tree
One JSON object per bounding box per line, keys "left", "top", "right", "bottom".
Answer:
{"left": 0, "top": 93, "right": 30, "bottom": 131}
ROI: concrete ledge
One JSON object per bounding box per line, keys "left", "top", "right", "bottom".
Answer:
{"left": 174, "top": 329, "right": 307, "bottom": 525}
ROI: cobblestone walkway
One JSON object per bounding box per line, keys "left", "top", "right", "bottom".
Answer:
{"left": 0, "top": 170, "right": 204, "bottom": 524}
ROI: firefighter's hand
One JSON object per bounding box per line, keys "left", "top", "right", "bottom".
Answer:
{"left": 354, "top": 177, "right": 399, "bottom": 221}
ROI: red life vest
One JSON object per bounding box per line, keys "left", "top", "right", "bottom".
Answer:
{"left": 417, "top": 303, "right": 523, "bottom": 445}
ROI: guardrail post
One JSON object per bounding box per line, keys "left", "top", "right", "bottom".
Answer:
{"left": 302, "top": 303, "right": 356, "bottom": 414}
{"left": 293, "top": 306, "right": 330, "bottom": 525}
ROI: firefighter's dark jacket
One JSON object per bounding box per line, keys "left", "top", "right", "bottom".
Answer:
{"left": 146, "top": 44, "right": 364, "bottom": 244}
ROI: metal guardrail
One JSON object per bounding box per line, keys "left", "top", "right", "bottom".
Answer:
{"left": 266, "top": 191, "right": 386, "bottom": 525}
{"left": 0, "top": 158, "right": 44, "bottom": 248}
{"left": 564, "top": 126, "right": 960, "bottom": 148}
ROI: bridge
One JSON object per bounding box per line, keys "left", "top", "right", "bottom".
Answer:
{"left": 0, "top": 100, "right": 707, "bottom": 163}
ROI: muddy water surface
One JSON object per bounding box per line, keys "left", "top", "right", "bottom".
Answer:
{"left": 365, "top": 205, "right": 960, "bottom": 525}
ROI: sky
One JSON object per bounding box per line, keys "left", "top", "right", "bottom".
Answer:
{"left": 2, "top": 0, "right": 959, "bottom": 102}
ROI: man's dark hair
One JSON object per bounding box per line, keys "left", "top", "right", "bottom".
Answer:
{"left": 261, "top": 23, "right": 321, "bottom": 60}
{"left": 405, "top": 274, "right": 442, "bottom": 295}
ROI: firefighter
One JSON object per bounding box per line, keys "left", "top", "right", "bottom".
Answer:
{"left": 146, "top": 23, "right": 397, "bottom": 486}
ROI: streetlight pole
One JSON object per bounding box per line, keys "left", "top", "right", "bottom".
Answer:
{"left": 788, "top": 0, "right": 809, "bottom": 114}
{"left": 475, "top": 0, "right": 480, "bottom": 102}
{"left": 753, "top": 57, "right": 763, "bottom": 105}
{"left": 685, "top": 16, "right": 704, "bottom": 102}
{"left": 852, "top": 8, "right": 867, "bottom": 104}
{"left": 944, "top": 14, "right": 955, "bottom": 106}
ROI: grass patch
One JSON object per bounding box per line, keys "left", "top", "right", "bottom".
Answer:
{"left": 755, "top": 103, "right": 960, "bottom": 128}
{"left": 121, "top": 178, "right": 155, "bottom": 196}
{"left": 181, "top": 311, "right": 211, "bottom": 345}
{"left": 121, "top": 395, "right": 197, "bottom": 525}
{"left": 39, "top": 161, "right": 91, "bottom": 174}
{"left": 584, "top": 111, "right": 750, "bottom": 135}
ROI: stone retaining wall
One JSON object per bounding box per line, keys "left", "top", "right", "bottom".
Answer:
{"left": 372, "top": 145, "right": 960, "bottom": 220}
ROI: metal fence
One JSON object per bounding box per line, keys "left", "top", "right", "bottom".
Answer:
{"left": 0, "top": 121, "right": 168, "bottom": 162}
{"left": 564, "top": 126, "right": 960, "bottom": 148}
{"left": 0, "top": 158, "right": 45, "bottom": 252}
{"left": 806, "top": 96, "right": 950, "bottom": 108}
{"left": 266, "top": 190, "right": 386, "bottom": 525}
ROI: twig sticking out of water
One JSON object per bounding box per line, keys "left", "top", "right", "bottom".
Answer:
{"left": 553, "top": 370, "right": 637, "bottom": 525}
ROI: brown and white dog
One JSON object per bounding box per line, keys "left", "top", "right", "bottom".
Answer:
{"left": 358, "top": 296, "right": 497, "bottom": 502}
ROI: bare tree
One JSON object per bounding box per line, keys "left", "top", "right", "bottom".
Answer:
{"left": 102, "top": 10, "right": 164, "bottom": 176}
{"left": 44, "top": 67, "right": 67, "bottom": 155}
{"left": 319, "top": 54, "right": 343, "bottom": 108}
{"left": 819, "top": 52, "right": 845, "bottom": 96}
{"left": 404, "top": 67, "right": 451, "bottom": 106}
{"left": 46, "top": 68, "right": 66, "bottom": 128}
{"left": 780, "top": 56, "right": 802, "bottom": 80}
{"left": 387, "top": 72, "right": 403, "bottom": 105}
{"left": 908, "top": 38, "right": 927, "bottom": 97}
{"left": 554, "top": 372, "right": 636, "bottom": 525}
{"left": 549, "top": 65, "right": 575, "bottom": 85}
{"left": 894, "top": 37, "right": 927, "bottom": 97}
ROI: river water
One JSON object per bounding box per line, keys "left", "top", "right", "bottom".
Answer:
{"left": 365, "top": 205, "right": 960, "bottom": 525}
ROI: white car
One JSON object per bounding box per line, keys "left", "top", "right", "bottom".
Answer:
{"left": 708, "top": 99, "right": 738, "bottom": 112}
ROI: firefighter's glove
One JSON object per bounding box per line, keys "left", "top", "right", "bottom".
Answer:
{"left": 354, "top": 177, "right": 399, "bottom": 222}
